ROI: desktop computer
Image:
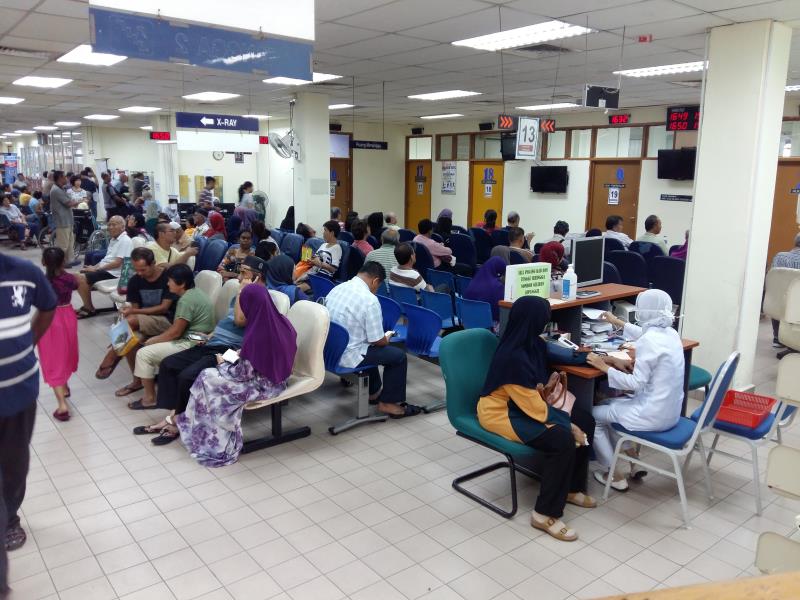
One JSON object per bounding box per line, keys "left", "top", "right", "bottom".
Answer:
{"left": 570, "top": 237, "right": 605, "bottom": 294}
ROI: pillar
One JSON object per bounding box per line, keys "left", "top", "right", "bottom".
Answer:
{"left": 292, "top": 91, "right": 330, "bottom": 230}
{"left": 151, "top": 114, "right": 179, "bottom": 203}
{"left": 682, "top": 20, "right": 791, "bottom": 387}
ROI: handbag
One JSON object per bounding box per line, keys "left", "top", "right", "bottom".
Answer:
{"left": 546, "top": 340, "right": 589, "bottom": 365}
{"left": 536, "top": 371, "right": 576, "bottom": 415}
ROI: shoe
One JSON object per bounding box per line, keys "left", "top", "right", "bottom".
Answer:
{"left": 67, "top": 259, "right": 82, "bottom": 268}
{"left": 593, "top": 470, "right": 629, "bottom": 492}
{"left": 4, "top": 522, "right": 26, "bottom": 551}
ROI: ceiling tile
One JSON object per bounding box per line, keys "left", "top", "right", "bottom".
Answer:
{"left": 506, "top": 0, "right": 645, "bottom": 19}
{"left": 400, "top": 7, "right": 548, "bottom": 42}
{"left": 37, "top": 0, "right": 89, "bottom": 19}
{"left": 713, "top": 0, "right": 800, "bottom": 21}
{"left": 10, "top": 13, "right": 88, "bottom": 43}
{"left": 326, "top": 34, "right": 438, "bottom": 59}
{"left": 566, "top": 0, "right": 702, "bottom": 30}
{"left": 680, "top": 0, "right": 774, "bottom": 10}
{"left": 314, "top": 22, "right": 384, "bottom": 50}
{"left": 336, "top": 0, "right": 487, "bottom": 32}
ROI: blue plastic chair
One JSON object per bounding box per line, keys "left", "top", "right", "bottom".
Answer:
{"left": 630, "top": 241, "right": 665, "bottom": 284}
{"left": 454, "top": 275, "right": 472, "bottom": 297}
{"left": 431, "top": 233, "right": 444, "bottom": 244}
{"left": 402, "top": 303, "right": 442, "bottom": 359}
{"left": 602, "top": 261, "right": 622, "bottom": 284}
{"left": 447, "top": 234, "right": 476, "bottom": 269}
{"left": 389, "top": 285, "right": 418, "bottom": 309}
{"left": 604, "top": 236, "right": 626, "bottom": 254}
{"left": 304, "top": 237, "right": 323, "bottom": 253}
{"left": 651, "top": 256, "right": 685, "bottom": 307}
{"left": 470, "top": 227, "right": 493, "bottom": 264}
{"left": 270, "top": 229, "right": 284, "bottom": 246}
{"left": 607, "top": 250, "right": 648, "bottom": 288}
{"left": 367, "top": 234, "right": 379, "bottom": 249}
{"left": 456, "top": 297, "right": 494, "bottom": 330}
{"left": 398, "top": 228, "right": 415, "bottom": 243}
{"left": 421, "top": 289, "right": 458, "bottom": 328}
{"left": 491, "top": 229, "right": 509, "bottom": 247}
{"left": 280, "top": 233, "right": 304, "bottom": 263}
{"left": 191, "top": 236, "right": 208, "bottom": 271}
{"left": 377, "top": 294, "right": 406, "bottom": 343}
{"left": 196, "top": 238, "right": 227, "bottom": 271}
{"left": 451, "top": 225, "right": 468, "bottom": 235}
{"left": 323, "top": 322, "right": 384, "bottom": 435}
{"left": 427, "top": 269, "right": 455, "bottom": 294}
{"left": 307, "top": 273, "right": 337, "bottom": 301}
{"left": 411, "top": 241, "right": 435, "bottom": 279}
{"left": 509, "top": 251, "right": 527, "bottom": 265}
{"left": 346, "top": 245, "right": 365, "bottom": 280}
{"left": 605, "top": 352, "right": 740, "bottom": 527}
{"left": 335, "top": 240, "right": 351, "bottom": 282}
{"left": 337, "top": 231, "right": 354, "bottom": 244}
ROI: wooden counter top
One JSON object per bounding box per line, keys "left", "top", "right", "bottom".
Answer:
{"left": 498, "top": 283, "right": 647, "bottom": 311}
{"left": 598, "top": 571, "right": 800, "bottom": 600}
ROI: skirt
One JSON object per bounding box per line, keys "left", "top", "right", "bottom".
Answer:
{"left": 38, "top": 305, "right": 79, "bottom": 387}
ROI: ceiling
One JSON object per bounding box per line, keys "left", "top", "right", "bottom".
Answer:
{"left": 0, "top": 0, "right": 799, "bottom": 132}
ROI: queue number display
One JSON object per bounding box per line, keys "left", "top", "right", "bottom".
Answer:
{"left": 666, "top": 106, "right": 700, "bottom": 131}
{"left": 149, "top": 131, "right": 171, "bottom": 141}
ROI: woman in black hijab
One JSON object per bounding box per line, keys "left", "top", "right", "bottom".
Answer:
{"left": 266, "top": 254, "right": 309, "bottom": 304}
{"left": 279, "top": 206, "right": 294, "bottom": 231}
{"left": 479, "top": 296, "right": 595, "bottom": 542}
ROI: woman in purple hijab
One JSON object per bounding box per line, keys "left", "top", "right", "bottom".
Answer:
{"left": 234, "top": 205, "right": 259, "bottom": 232}
{"left": 175, "top": 283, "right": 297, "bottom": 466}
{"left": 464, "top": 256, "right": 507, "bottom": 321}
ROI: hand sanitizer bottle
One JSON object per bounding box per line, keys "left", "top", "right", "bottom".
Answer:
{"left": 562, "top": 264, "right": 577, "bottom": 300}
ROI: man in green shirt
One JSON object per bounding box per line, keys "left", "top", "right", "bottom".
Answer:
{"left": 128, "top": 264, "right": 215, "bottom": 410}
{"left": 636, "top": 215, "right": 669, "bottom": 255}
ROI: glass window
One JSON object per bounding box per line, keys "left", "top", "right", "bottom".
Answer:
{"left": 779, "top": 121, "right": 800, "bottom": 157}
{"left": 438, "top": 135, "right": 453, "bottom": 161}
{"left": 545, "top": 131, "right": 566, "bottom": 159}
{"left": 408, "top": 136, "right": 432, "bottom": 159}
{"left": 570, "top": 129, "right": 592, "bottom": 158}
{"left": 456, "top": 134, "right": 470, "bottom": 160}
{"left": 647, "top": 125, "right": 675, "bottom": 157}
{"left": 473, "top": 133, "right": 502, "bottom": 159}
{"left": 595, "top": 127, "right": 644, "bottom": 158}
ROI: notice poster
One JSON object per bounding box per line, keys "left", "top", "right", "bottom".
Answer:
{"left": 329, "top": 180, "right": 336, "bottom": 199}
{"left": 2, "top": 154, "right": 18, "bottom": 185}
{"left": 441, "top": 161, "right": 456, "bottom": 194}
{"left": 504, "top": 262, "right": 552, "bottom": 302}
{"left": 608, "top": 187, "right": 620, "bottom": 205}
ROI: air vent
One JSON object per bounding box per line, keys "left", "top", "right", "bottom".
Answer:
{"left": 0, "top": 46, "right": 50, "bottom": 60}
{"left": 669, "top": 80, "right": 702, "bottom": 88}
{"left": 510, "top": 43, "right": 573, "bottom": 57}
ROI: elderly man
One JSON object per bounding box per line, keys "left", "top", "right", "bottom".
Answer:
{"left": 384, "top": 212, "right": 400, "bottom": 231}
{"left": 75, "top": 216, "right": 133, "bottom": 318}
{"left": 0, "top": 195, "right": 37, "bottom": 250}
{"left": 636, "top": 215, "right": 669, "bottom": 255}
{"left": 146, "top": 222, "right": 198, "bottom": 266}
{"left": 605, "top": 215, "right": 633, "bottom": 249}
{"left": 366, "top": 228, "right": 399, "bottom": 282}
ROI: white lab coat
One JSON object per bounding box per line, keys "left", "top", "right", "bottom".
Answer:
{"left": 605, "top": 322, "right": 685, "bottom": 431}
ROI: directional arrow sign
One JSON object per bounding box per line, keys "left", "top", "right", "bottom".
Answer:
{"left": 175, "top": 112, "right": 259, "bottom": 132}
{"left": 498, "top": 114, "right": 518, "bottom": 131}
{"left": 540, "top": 119, "right": 556, "bottom": 133}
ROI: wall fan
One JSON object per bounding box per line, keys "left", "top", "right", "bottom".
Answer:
{"left": 269, "top": 132, "right": 300, "bottom": 160}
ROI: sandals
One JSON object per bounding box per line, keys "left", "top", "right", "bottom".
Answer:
{"left": 530, "top": 512, "right": 578, "bottom": 542}
{"left": 96, "top": 354, "right": 122, "bottom": 379}
{"left": 75, "top": 307, "right": 97, "bottom": 319}
{"left": 151, "top": 427, "right": 179, "bottom": 446}
{"left": 133, "top": 424, "right": 165, "bottom": 435}
{"left": 387, "top": 402, "right": 423, "bottom": 419}
{"left": 53, "top": 410, "right": 70, "bottom": 422}
{"left": 127, "top": 399, "right": 157, "bottom": 410}
{"left": 116, "top": 383, "right": 143, "bottom": 397}
{"left": 566, "top": 492, "right": 597, "bottom": 508}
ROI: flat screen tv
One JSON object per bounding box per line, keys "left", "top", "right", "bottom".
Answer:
{"left": 500, "top": 133, "right": 516, "bottom": 160}
{"left": 530, "top": 166, "right": 568, "bottom": 193}
{"left": 657, "top": 148, "right": 696, "bottom": 180}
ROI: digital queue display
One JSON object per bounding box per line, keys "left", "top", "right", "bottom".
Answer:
{"left": 666, "top": 106, "right": 700, "bottom": 131}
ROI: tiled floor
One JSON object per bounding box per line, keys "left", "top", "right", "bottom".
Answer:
{"left": 5, "top": 245, "right": 800, "bottom": 600}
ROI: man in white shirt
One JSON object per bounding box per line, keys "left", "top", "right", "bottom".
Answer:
{"left": 636, "top": 215, "right": 669, "bottom": 255}
{"left": 384, "top": 212, "right": 400, "bottom": 231}
{"left": 604, "top": 215, "right": 633, "bottom": 249}
{"left": 389, "top": 243, "right": 431, "bottom": 291}
{"left": 324, "top": 262, "right": 420, "bottom": 418}
{"left": 75, "top": 216, "right": 133, "bottom": 317}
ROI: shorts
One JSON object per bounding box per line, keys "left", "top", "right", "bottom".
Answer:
{"left": 85, "top": 270, "right": 116, "bottom": 286}
{"left": 136, "top": 314, "right": 171, "bottom": 337}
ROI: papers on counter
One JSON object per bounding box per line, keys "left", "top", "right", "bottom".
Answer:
{"left": 608, "top": 351, "right": 632, "bottom": 362}
{"left": 581, "top": 307, "right": 605, "bottom": 320}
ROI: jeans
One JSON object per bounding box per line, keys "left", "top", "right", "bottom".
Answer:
{"left": 357, "top": 345, "right": 407, "bottom": 405}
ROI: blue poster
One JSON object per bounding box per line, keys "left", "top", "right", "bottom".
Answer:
{"left": 3, "top": 154, "right": 18, "bottom": 185}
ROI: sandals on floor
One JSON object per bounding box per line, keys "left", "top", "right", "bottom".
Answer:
{"left": 151, "top": 427, "right": 179, "bottom": 446}
{"left": 530, "top": 513, "right": 578, "bottom": 542}
{"left": 133, "top": 424, "right": 164, "bottom": 435}
{"left": 566, "top": 492, "right": 597, "bottom": 508}
{"left": 75, "top": 307, "right": 97, "bottom": 319}
{"left": 116, "top": 383, "right": 143, "bottom": 397}
{"left": 127, "top": 399, "right": 157, "bottom": 410}
{"left": 96, "top": 355, "right": 122, "bottom": 379}
{"left": 387, "top": 402, "right": 423, "bottom": 419}
{"left": 52, "top": 410, "right": 70, "bottom": 422}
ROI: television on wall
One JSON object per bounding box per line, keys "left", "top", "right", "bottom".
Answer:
{"left": 657, "top": 148, "right": 696, "bottom": 180}
{"left": 500, "top": 133, "right": 516, "bottom": 161}
{"left": 530, "top": 165, "right": 568, "bottom": 193}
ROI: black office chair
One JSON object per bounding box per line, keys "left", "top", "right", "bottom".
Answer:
{"left": 607, "top": 250, "right": 648, "bottom": 288}
{"left": 629, "top": 241, "right": 665, "bottom": 284}
{"left": 411, "top": 241, "right": 435, "bottom": 279}
{"left": 338, "top": 231, "right": 354, "bottom": 244}
{"left": 602, "top": 261, "right": 622, "bottom": 284}
{"left": 398, "top": 228, "right": 416, "bottom": 243}
{"left": 604, "top": 237, "right": 626, "bottom": 254}
{"left": 651, "top": 256, "right": 686, "bottom": 307}
{"left": 491, "top": 229, "right": 509, "bottom": 247}
{"left": 447, "top": 233, "right": 476, "bottom": 270}
{"left": 469, "top": 227, "right": 493, "bottom": 264}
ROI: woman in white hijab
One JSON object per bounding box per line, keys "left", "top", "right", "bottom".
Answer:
{"left": 586, "top": 289, "right": 685, "bottom": 492}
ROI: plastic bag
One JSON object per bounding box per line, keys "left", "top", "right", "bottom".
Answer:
{"left": 109, "top": 317, "right": 140, "bottom": 356}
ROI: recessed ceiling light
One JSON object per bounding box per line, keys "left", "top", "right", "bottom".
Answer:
{"left": 139, "top": 125, "right": 153, "bottom": 130}
{"left": 263, "top": 72, "right": 341, "bottom": 86}
{"left": 329, "top": 104, "right": 354, "bottom": 110}
{"left": 786, "top": 85, "right": 800, "bottom": 92}
{"left": 13, "top": 76, "right": 72, "bottom": 88}
{"left": 72, "top": 132, "right": 82, "bottom": 135}
{"left": 408, "top": 90, "right": 482, "bottom": 101}
{"left": 420, "top": 113, "right": 464, "bottom": 120}
{"left": 613, "top": 61, "right": 706, "bottom": 78}
{"left": 0, "top": 97, "right": 24, "bottom": 105}
{"left": 84, "top": 114, "right": 119, "bottom": 120}
{"left": 118, "top": 106, "right": 162, "bottom": 113}
{"left": 515, "top": 102, "right": 579, "bottom": 110}
{"left": 54, "top": 121, "right": 81, "bottom": 127}
{"left": 33, "top": 125, "right": 58, "bottom": 131}
{"left": 242, "top": 114, "right": 271, "bottom": 120}
{"left": 57, "top": 44, "right": 126, "bottom": 66}
{"left": 14, "top": 129, "right": 35, "bottom": 134}
{"left": 453, "top": 21, "right": 595, "bottom": 51}
{"left": 2, "top": 133, "right": 21, "bottom": 137}
{"left": 182, "top": 91, "right": 240, "bottom": 101}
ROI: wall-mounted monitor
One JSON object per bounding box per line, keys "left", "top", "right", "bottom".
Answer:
{"left": 657, "top": 148, "right": 696, "bottom": 180}
{"left": 500, "top": 133, "right": 516, "bottom": 161}
{"left": 530, "top": 165, "right": 568, "bottom": 193}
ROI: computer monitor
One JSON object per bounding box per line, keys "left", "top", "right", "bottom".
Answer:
{"left": 178, "top": 203, "right": 196, "bottom": 219}
{"left": 571, "top": 237, "right": 605, "bottom": 287}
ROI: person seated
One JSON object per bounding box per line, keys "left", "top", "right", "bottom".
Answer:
{"left": 540, "top": 241, "right": 567, "bottom": 275}
{"left": 325, "top": 261, "right": 421, "bottom": 418}
{"left": 670, "top": 230, "right": 689, "bottom": 261}
{"left": 435, "top": 211, "right": 454, "bottom": 243}
{"left": 28, "top": 191, "right": 43, "bottom": 216}
{"left": 351, "top": 219, "right": 374, "bottom": 255}
{"left": 604, "top": 215, "right": 633, "bottom": 249}
{"left": 266, "top": 254, "right": 309, "bottom": 304}
{"left": 769, "top": 232, "right": 800, "bottom": 347}
{"left": 585, "top": 228, "right": 603, "bottom": 237}
{"left": 636, "top": 214, "right": 668, "bottom": 255}
{"left": 504, "top": 211, "right": 535, "bottom": 246}
{"left": 191, "top": 209, "right": 209, "bottom": 238}
{"left": 509, "top": 227, "right": 534, "bottom": 262}
{"left": 147, "top": 222, "right": 197, "bottom": 266}
{"left": 218, "top": 230, "right": 255, "bottom": 279}
{"left": 414, "top": 219, "right": 472, "bottom": 275}
{"left": 366, "top": 228, "right": 399, "bottom": 279}
{"left": 67, "top": 175, "right": 90, "bottom": 210}
{"left": 464, "top": 256, "right": 506, "bottom": 322}
{"left": 251, "top": 221, "right": 276, "bottom": 246}
{"left": 164, "top": 198, "right": 180, "bottom": 222}
{"left": 17, "top": 185, "right": 31, "bottom": 207}
{"left": 75, "top": 216, "right": 133, "bottom": 318}
{"left": 134, "top": 256, "right": 269, "bottom": 446}
{"left": 0, "top": 194, "right": 37, "bottom": 250}
{"left": 344, "top": 211, "right": 359, "bottom": 232}
{"left": 95, "top": 247, "right": 177, "bottom": 394}
{"left": 475, "top": 208, "right": 498, "bottom": 233}
{"left": 295, "top": 220, "right": 342, "bottom": 292}
{"left": 586, "top": 290, "right": 684, "bottom": 492}
{"left": 389, "top": 243, "right": 432, "bottom": 292}
{"left": 331, "top": 206, "right": 345, "bottom": 230}
{"left": 127, "top": 263, "right": 215, "bottom": 411}
{"left": 125, "top": 212, "right": 151, "bottom": 243}
{"left": 279, "top": 206, "right": 294, "bottom": 231}
{"left": 385, "top": 211, "right": 400, "bottom": 231}
{"left": 545, "top": 220, "right": 571, "bottom": 258}
{"left": 205, "top": 211, "right": 227, "bottom": 241}
{"left": 479, "top": 296, "right": 595, "bottom": 541}
{"left": 296, "top": 222, "right": 316, "bottom": 242}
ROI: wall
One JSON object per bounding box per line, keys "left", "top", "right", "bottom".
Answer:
{"left": 83, "top": 126, "right": 159, "bottom": 176}
{"left": 637, "top": 160, "right": 694, "bottom": 245}
{"left": 348, "top": 122, "right": 404, "bottom": 219}
{"left": 176, "top": 150, "right": 260, "bottom": 204}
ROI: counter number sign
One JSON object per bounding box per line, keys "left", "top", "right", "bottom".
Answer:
{"left": 515, "top": 117, "right": 540, "bottom": 160}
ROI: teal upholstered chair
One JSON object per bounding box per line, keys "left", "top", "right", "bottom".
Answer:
{"left": 439, "top": 328, "right": 538, "bottom": 518}
{"left": 688, "top": 365, "right": 712, "bottom": 395}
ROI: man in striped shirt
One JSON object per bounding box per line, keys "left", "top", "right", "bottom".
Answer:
{"left": 0, "top": 252, "right": 56, "bottom": 595}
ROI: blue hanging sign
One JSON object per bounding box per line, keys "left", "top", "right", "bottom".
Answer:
{"left": 89, "top": 7, "right": 312, "bottom": 79}
{"left": 175, "top": 112, "right": 258, "bottom": 132}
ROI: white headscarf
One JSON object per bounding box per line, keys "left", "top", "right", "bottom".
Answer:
{"left": 635, "top": 289, "right": 675, "bottom": 330}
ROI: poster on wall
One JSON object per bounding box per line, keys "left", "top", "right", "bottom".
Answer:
{"left": 415, "top": 165, "right": 426, "bottom": 196}
{"left": 608, "top": 187, "right": 620, "bottom": 205}
{"left": 481, "top": 166, "right": 496, "bottom": 198}
{"left": 2, "top": 154, "right": 18, "bottom": 185}
{"left": 441, "top": 161, "right": 456, "bottom": 194}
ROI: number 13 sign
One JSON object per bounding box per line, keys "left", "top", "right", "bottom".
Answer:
{"left": 515, "top": 116, "right": 540, "bottom": 160}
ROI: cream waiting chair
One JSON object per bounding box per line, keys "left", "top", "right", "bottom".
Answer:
{"left": 194, "top": 270, "right": 223, "bottom": 306}
{"left": 243, "top": 300, "right": 330, "bottom": 453}
{"left": 763, "top": 267, "right": 800, "bottom": 327}
{"left": 214, "top": 279, "right": 241, "bottom": 324}
{"left": 268, "top": 289, "right": 290, "bottom": 316}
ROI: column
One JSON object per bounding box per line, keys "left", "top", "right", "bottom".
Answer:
{"left": 151, "top": 114, "right": 179, "bottom": 202}
{"left": 292, "top": 91, "right": 330, "bottom": 230}
{"left": 682, "top": 20, "right": 791, "bottom": 387}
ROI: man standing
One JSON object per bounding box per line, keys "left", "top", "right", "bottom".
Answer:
{"left": 0, "top": 252, "right": 56, "bottom": 596}
{"left": 198, "top": 176, "right": 216, "bottom": 205}
{"left": 101, "top": 172, "right": 126, "bottom": 219}
{"left": 636, "top": 215, "right": 669, "bottom": 255}
{"left": 80, "top": 168, "right": 98, "bottom": 217}
{"left": 50, "top": 170, "right": 79, "bottom": 266}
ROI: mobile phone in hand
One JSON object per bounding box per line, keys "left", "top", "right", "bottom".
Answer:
{"left": 384, "top": 330, "right": 396, "bottom": 338}
{"left": 221, "top": 348, "right": 239, "bottom": 363}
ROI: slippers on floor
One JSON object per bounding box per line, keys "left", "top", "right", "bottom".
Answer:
{"left": 75, "top": 307, "right": 97, "bottom": 319}
{"left": 115, "top": 383, "right": 143, "bottom": 397}
{"left": 151, "top": 428, "right": 179, "bottom": 446}
{"left": 387, "top": 402, "right": 423, "bottom": 419}
{"left": 52, "top": 410, "right": 70, "bottom": 422}
{"left": 96, "top": 356, "right": 122, "bottom": 380}
{"left": 133, "top": 424, "right": 164, "bottom": 435}
{"left": 127, "top": 399, "right": 157, "bottom": 410}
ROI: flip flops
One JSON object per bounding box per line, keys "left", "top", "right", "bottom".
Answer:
{"left": 387, "top": 402, "right": 423, "bottom": 419}
{"left": 133, "top": 424, "right": 164, "bottom": 435}
{"left": 52, "top": 410, "right": 70, "bottom": 422}
{"left": 96, "top": 355, "right": 122, "bottom": 379}
{"left": 115, "top": 383, "right": 143, "bottom": 397}
{"left": 566, "top": 492, "right": 597, "bottom": 508}
{"left": 127, "top": 399, "right": 157, "bottom": 410}
{"left": 75, "top": 307, "right": 97, "bottom": 319}
{"left": 151, "top": 428, "right": 179, "bottom": 446}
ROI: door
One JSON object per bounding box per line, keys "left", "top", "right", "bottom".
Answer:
{"left": 330, "top": 158, "right": 352, "bottom": 216}
{"left": 587, "top": 160, "right": 641, "bottom": 238}
{"left": 767, "top": 160, "right": 800, "bottom": 267}
{"left": 405, "top": 160, "right": 431, "bottom": 230}
{"left": 469, "top": 161, "right": 504, "bottom": 227}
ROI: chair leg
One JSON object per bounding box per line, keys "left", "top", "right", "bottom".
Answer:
{"left": 452, "top": 454, "right": 519, "bottom": 519}
{"left": 696, "top": 436, "right": 714, "bottom": 501}
{"left": 328, "top": 373, "right": 388, "bottom": 435}
{"left": 242, "top": 403, "right": 311, "bottom": 454}
{"left": 706, "top": 434, "right": 720, "bottom": 466}
{"left": 776, "top": 424, "right": 783, "bottom": 445}
{"left": 603, "top": 438, "right": 625, "bottom": 501}
{"left": 751, "top": 444, "right": 762, "bottom": 516}
{"left": 670, "top": 452, "right": 691, "bottom": 528}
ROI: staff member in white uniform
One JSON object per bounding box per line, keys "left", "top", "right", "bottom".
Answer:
{"left": 586, "top": 289, "right": 685, "bottom": 492}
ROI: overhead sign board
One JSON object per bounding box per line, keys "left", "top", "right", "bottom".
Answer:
{"left": 351, "top": 140, "right": 388, "bottom": 150}
{"left": 540, "top": 119, "right": 556, "bottom": 133}
{"left": 176, "top": 112, "right": 258, "bottom": 132}
{"left": 90, "top": 7, "right": 313, "bottom": 79}
{"left": 149, "top": 131, "right": 171, "bottom": 141}
{"left": 497, "top": 114, "right": 518, "bottom": 130}
{"left": 515, "top": 117, "right": 540, "bottom": 160}
{"left": 609, "top": 114, "right": 631, "bottom": 125}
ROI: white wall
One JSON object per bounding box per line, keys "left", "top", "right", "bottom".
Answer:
{"left": 177, "top": 150, "right": 260, "bottom": 204}
{"left": 349, "top": 122, "right": 404, "bottom": 219}
{"left": 637, "top": 160, "right": 694, "bottom": 246}
{"left": 83, "top": 126, "right": 158, "bottom": 176}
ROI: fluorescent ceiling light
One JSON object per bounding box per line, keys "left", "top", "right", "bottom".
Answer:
{"left": 329, "top": 104, "right": 354, "bottom": 110}
{"left": 614, "top": 61, "right": 706, "bottom": 78}
{"left": 453, "top": 21, "right": 595, "bottom": 51}
{"left": 515, "top": 102, "right": 579, "bottom": 110}
{"left": 408, "top": 90, "right": 481, "bottom": 101}
{"left": 57, "top": 44, "right": 126, "bottom": 66}
{"left": 182, "top": 91, "right": 240, "bottom": 101}
{"left": 84, "top": 114, "right": 119, "bottom": 120}
{"left": 139, "top": 125, "right": 153, "bottom": 130}
{"left": 118, "top": 106, "right": 161, "bottom": 113}
{"left": 14, "top": 129, "right": 34, "bottom": 134}
{"left": 54, "top": 121, "right": 81, "bottom": 127}
{"left": 2, "top": 133, "right": 21, "bottom": 137}
{"left": 73, "top": 132, "right": 82, "bottom": 135}
{"left": 420, "top": 113, "right": 463, "bottom": 120}
{"left": 263, "top": 72, "right": 341, "bottom": 86}
{"left": 13, "top": 76, "right": 72, "bottom": 88}
{"left": 33, "top": 126, "right": 58, "bottom": 131}
{"left": 786, "top": 85, "right": 800, "bottom": 92}
{"left": 242, "top": 114, "right": 271, "bottom": 119}
{"left": 0, "top": 97, "right": 24, "bottom": 105}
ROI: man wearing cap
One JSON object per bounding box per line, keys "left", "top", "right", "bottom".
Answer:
{"left": 192, "top": 209, "right": 209, "bottom": 238}
{"left": 146, "top": 222, "right": 199, "bottom": 266}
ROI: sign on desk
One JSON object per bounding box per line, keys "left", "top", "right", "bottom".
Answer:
{"left": 504, "top": 263, "right": 552, "bottom": 302}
